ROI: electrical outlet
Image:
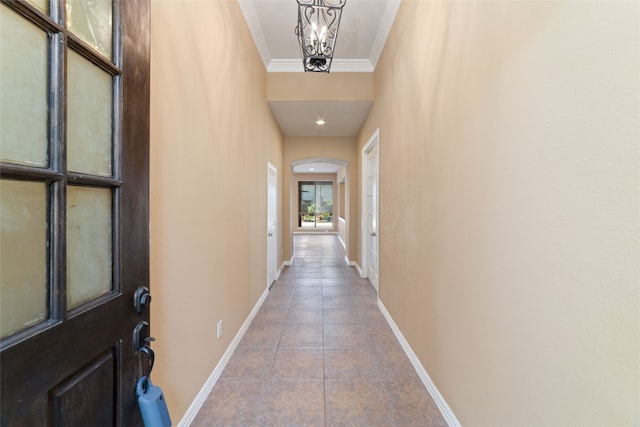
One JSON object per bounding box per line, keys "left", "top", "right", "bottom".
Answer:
{"left": 217, "top": 320, "right": 223, "bottom": 339}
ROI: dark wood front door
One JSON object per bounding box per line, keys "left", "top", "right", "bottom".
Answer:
{"left": 1, "top": 0, "right": 150, "bottom": 425}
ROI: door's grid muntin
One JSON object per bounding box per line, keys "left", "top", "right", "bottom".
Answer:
{"left": 0, "top": 0, "right": 123, "bottom": 347}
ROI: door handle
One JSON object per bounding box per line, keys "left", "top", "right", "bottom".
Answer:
{"left": 133, "top": 321, "right": 156, "bottom": 352}
{"left": 370, "top": 232, "right": 376, "bottom": 237}
{"left": 134, "top": 322, "right": 156, "bottom": 378}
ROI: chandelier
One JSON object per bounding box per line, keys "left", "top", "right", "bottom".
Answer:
{"left": 295, "top": 0, "right": 346, "bottom": 73}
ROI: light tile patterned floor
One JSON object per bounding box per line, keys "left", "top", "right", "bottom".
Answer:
{"left": 192, "top": 234, "right": 447, "bottom": 427}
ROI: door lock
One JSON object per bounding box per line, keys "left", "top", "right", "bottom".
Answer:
{"left": 134, "top": 287, "right": 152, "bottom": 314}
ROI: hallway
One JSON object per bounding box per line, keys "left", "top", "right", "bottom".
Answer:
{"left": 192, "top": 235, "right": 447, "bottom": 426}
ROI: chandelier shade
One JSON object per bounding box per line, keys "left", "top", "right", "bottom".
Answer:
{"left": 295, "top": 0, "right": 346, "bottom": 73}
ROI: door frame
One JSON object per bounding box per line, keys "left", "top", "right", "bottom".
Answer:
{"left": 361, "top": 128, "right": 379, "bottom": 293}
{"left": 0, "top": 0, "right": 150, "bottom": 424}
{"left": 267, "top": 162, "right": 277, "bottom": 288}
{"left": 296, "top": 180, "right": 335, "bottom": 231}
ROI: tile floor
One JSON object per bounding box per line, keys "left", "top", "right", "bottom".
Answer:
{"left": 192, "top": 234, "right": 446, "bottom": 427}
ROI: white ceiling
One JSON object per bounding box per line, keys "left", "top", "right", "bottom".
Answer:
{"left": 268, "top": 101, "right": 372, "bottom": 137}
{"left": 239, "top": 0, "right": 401, "bottom": 72}
{"left": 239, "top": 0, "right": 400, "bottom": 137}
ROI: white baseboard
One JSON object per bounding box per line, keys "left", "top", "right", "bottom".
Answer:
{"left": 276, "top": 256, "right": 294, "bottom": 279}
{"left": 338, "top": 235, "right": 346, "bottom": 250}
{"left": 177, "top": 288, "right": 269, "bottom": 427}
{"left": 353, "top": 262, "right": 364, "bottom": 277}
{"left": 345, "top": 257, "right": 361, "bottom": 274}
{"left": 282, "top": 256, "right": 294, "bottom": 266}
{"left": 377, "top": 300, "right": 461, "bottom": 427}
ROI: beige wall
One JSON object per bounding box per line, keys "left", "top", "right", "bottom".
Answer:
{"left": 150, "top": 0, "right": 284, "bottom": 420}
{"left": 358, "top": 1, "right": 640, "bottom": 426}
{"left": 284, "top": 137, "right": 357, "bottom": 262}
{"left": 267, "top": 72, "right": 373, "bottom": 102}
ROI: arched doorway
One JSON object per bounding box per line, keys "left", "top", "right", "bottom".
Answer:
{"left": 290, "top": 157, "right": 350, "bottom": 261}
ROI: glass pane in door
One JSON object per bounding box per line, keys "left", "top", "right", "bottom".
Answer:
{"left": 0, "top": 180, "right": 48, "bottom": 338}
{"left": 67, "top": 50, "right": 113, "bottom": 177}
{"left": 298, "top": 181, "right": 334, "bottom": 230}
{"left": 315, "top": 182, "right": 333, "bottom": 230}
{"left": 0, "top": 5, "right": 49, "bottom": 167}
{"left": 26, "top": 0, "right": 48, "bottom": 14}
{"left": 299, "top": 183, "right": 315, "bottom": 229}
{"left": 67, "top": 186, "right": 112, "bottom": 309}
{"left": 66, "top": 0, "right": 113, "bottom": 59}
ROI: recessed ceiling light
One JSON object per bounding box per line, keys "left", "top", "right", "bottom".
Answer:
{"left": 316, "top": 119, "right": 325, "bottom": 125}
{"left": 309, "top": 168, "right": 315, "bottom": 171}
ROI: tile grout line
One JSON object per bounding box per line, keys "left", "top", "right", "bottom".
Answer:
{"left": 321, "top": 263, "right": 327, "bottom": 427}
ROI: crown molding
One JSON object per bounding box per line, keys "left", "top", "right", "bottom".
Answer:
{"left": 370, "top": 0, "right": 401, "bottom": 67}
{"left": 237, "top": 0, "right": 271, "bottom": 69}
{"left": 268, "top": 59, "right": 374, "bottom": 73}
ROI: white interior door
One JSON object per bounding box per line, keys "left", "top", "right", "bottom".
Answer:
{"left": 366, "top": 139, "right": 379, "bottom": 292}
{"left": 267, "top": 163, "right": 277, "bottom": 287}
